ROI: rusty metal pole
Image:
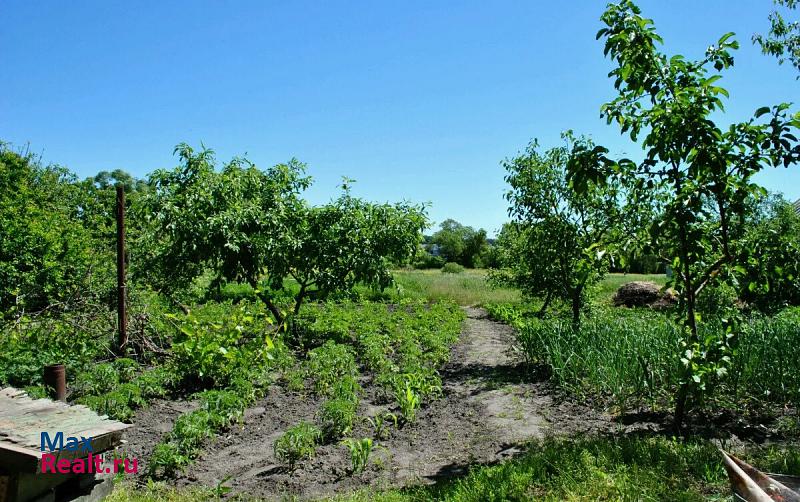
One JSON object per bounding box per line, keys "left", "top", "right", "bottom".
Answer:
{"left": 116, "top": 185, "right": 128, "bottom": 355}
{"left": 43, "top": 364, "right": 66, "bottom": 401}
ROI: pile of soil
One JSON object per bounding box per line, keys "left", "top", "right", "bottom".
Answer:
{"left": 613, "top": 281, "right": 675, "bottom": 309}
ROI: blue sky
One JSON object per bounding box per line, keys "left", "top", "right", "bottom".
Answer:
{"left": 1, "top": 1, "right": 797, "bottom": 236}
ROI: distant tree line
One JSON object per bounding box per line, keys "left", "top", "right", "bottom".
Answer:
{"left": 413, "top": 219, "right": 499, "bottom": 270}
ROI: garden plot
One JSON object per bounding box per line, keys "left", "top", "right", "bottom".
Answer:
{"left": 119, "top": 306, "right": 609, "bottom": 500}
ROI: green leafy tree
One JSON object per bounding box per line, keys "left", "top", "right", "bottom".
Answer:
{"left": 572, "top": 0, "right": 800, "bottom": 429}
{"left": 495, "top": 135, "right": 636, "bottom": 327}
{"left": 140, "top": 144, "right": 426, "bottom": 326}
{"left": 0, "top": 144, "right": 108, "bottom": 314}
{"left": 430, "top": 219, "right": 488, "bottom": 268}
{"left": 77, "top": 170, "right": 150, "bottom": 266}
{"left": 753, "top": 0, "right": 800, "bottom": 75}
{"left": 738, "top": 194, "right": 800, "bottom": 312}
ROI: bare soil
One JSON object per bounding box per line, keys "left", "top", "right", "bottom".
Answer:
{"left": 122, "top": 307, "right": 616, "bottom": 500}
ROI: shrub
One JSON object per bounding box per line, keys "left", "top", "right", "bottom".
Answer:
{"left": 413, "top": 251, "right": 445, "bottom": 270}
{"left": 273, "top": 422, "right": 322, "bottom": 469}
{"left": 168, "top": 301, "right": 277, "bottom": 388}
{"left": 441, "top": 262, "right": 464, "bottom": 274}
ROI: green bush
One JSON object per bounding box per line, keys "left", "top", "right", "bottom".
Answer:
{"left": 0, "top": 146, "right": 114, "bottom": 314}
{"left": 413, "top": 251, "right": 445, "bottom": 270}
{"left": 441, "top": 262, "right": 465, "bottom": 274}
{"left": 0, "top": 314, "right": 110, "bottom": 388}
{"left": 168, "top": 301, "right": 278, "bottom": 388}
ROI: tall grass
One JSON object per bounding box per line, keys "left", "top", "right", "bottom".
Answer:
{"left": 390, "top": 269, "right": 521, "bottom": 306}
{"left": 493, "top": 305, "right": 800, "bottom": 413}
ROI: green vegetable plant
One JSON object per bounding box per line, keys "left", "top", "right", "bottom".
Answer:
{"left": 367, "top": 412, "right": 398, "bottom": 440}
{"left": 342, "top": 437, "right": 374, "bottom": 474}
{"left": 147, "top": 443, "right": 191, "bottom": 479}
{"left": 306, "top": 341, "right": 358, "bottom": 396}
{"left": 167, "top": 302, "right": 275, "bottom": 388}
{"left": 273, "top": 422, "right": 322, "bottom": 469}
{"left": 320, "top": 398, "right": 358, "bottom": 441}
{"left": 395, "top": 382, "right": 421, "bottom": 423}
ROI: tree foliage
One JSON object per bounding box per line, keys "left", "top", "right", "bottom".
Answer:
{"left": 572, "top": 0, "right": 800, "bottom": 429}
{"left": 738, "top": 194, "right": 800, "bottom": 312}
{"left": 753, "top": 0, "right": 800, "bottom": 75}
{"left": 429, "top": 219, "right": 488, "bottom": 268}
{"left": 140, "top": 144, "right": 426, "bottom": 325}
{"left": 493, "top": 134, "right": 640, "bottom": 325}
{"left": 0, "top": 145, "right": 113, "bottom": 314}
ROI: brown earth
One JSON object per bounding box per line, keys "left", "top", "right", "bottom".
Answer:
{"left": 121, "top": 307, "right": 616, "bottom": 500}
{"left": 613, "top": 281, "right": 676, "bottom": 309}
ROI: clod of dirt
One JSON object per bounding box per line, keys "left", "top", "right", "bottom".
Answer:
{"left": 613, "top": 281, "right": 675, "bottom": 309}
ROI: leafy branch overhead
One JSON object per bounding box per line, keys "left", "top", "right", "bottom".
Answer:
{"left": 753, "top": 0, "right": 800, "bottom": 75}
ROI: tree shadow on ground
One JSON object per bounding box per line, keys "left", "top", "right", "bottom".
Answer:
{"left": 441, "top": 361, "right": 551, "bottom": 390}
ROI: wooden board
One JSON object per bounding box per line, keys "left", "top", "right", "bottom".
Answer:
{"left": 0, "top": 388, "right": 130, "bottom": 473}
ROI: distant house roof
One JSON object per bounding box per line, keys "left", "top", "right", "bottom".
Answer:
{"left": 794, "top": 198, "right": 800, "bottom": 215}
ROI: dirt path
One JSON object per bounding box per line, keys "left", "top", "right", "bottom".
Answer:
{"left": 125, "top": 307, "right": 609, "bottom": 500}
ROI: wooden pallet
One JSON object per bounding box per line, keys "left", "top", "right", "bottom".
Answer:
{"left": 0, "top": 387, "right": 131, "bottom": 502}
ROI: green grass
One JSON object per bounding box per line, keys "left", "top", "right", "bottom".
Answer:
{"left": 108, "top": 436, "right": 800, "bottom": 501}
{"left": 387, "top": 270, "right": 665, "bottom": 307}
{"left": 593, "top": 272, "right": 668, "bottom": 303}
{"left": 391, "top": 268, "right": 521, "bottom": 306}
{"left": 486, "top": 303, "right": 800, "bottom": 415}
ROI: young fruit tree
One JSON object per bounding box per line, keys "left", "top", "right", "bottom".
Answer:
{"left": 139, "top": 143, "right": 426, "bottom": 327}
{"left": 493, "top": 133, "right": 645, "bottom": 327}
{"left": 570, "top": 0, "right": 800, "bottom": 430}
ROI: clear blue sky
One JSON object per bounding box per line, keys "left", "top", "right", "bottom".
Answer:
{"left": 2, "top": 1, "right": 797, "bottom": 236}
